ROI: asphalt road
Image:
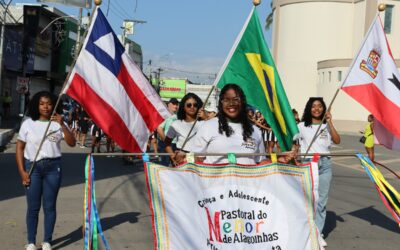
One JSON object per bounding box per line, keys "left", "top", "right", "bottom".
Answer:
{"left": 0, "top": 134, "right": 399, "bottom": 249}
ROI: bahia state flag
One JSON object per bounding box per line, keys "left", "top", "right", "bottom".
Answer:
{"left": 62, "top": 8, "right": 170, "bottom": 152}
{"left": 215, "top": 7, "right": 298, "bottom": 151}
{"left": 341, "top": 15, "right": 400, "bottom": 151}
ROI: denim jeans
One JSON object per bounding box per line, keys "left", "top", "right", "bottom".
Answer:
{"left": 157, "top": 139, "right": 176, "bottom": 166}
{"left": 303, "top": 156, "right": 332, "bottom": 233}
{"left": 25, "top": 158, "right": 62, "bottom": 244}
{"left": 316, "top": 156, "right": 332, "bottom": 233}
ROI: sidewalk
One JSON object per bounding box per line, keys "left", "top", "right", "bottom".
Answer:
{"left": 0, "top": 116, "right": 21, "bottom": 150}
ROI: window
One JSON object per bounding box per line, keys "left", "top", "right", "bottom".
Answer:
{"left": 322, "top": 72, "right": 325, "bottom": 83}
{"left": 328, "top": 71, "right": 331, "bottom": 82}
{"left": 338, "top": 71, "right": 342, "bottom": 82}
{"left": 384, "top": 5, "right": 394, "bottom": 34}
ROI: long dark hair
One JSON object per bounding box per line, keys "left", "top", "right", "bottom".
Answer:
{"left": 27, "top": 91, "right": 60, "bottom": 121}
{"left": 176, "top": 92, "right": 203, "bottom": 120}
{"left": 217, "top": 84, "right": 253, "bottom": 141}
{"left": 301, "top": 97, "right": 327, "bottom": 127}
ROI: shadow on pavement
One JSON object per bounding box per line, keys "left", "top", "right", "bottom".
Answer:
{"left": 0, "top": 153, "right": 144, "bottom": 201}
{"left": 52, "top": 211, "right": 141, "bottom": 250}
{"left": 348, "top": 206, "right": 400, "bottom": 233}
{"left": 323, "top": 210, "right": 345, "bottom": 237}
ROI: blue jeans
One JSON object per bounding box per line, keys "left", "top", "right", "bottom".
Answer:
{"left": 316, "top": 156, "right": 332, "bottom": 233}
{"left": 303, "top": 156, "right": 332, "bottom": 233}
{"left": 157, "top": 139, "right": 176, "bottom": 166}
{"left": 25, "top": 158, "right": 62, "bottom": 244}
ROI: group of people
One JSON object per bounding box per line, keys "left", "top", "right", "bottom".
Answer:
{"left": 154, "top": 84, "right": 341, "bottom": 249}
{"left": 16, "top": 84, "right": 347, "bottom": 249}
{"left": 62, "top": 101, "right": 116, "bottom": 154}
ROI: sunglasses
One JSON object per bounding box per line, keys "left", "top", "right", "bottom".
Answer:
{"left": 185, "top": 103, "right": 199, "bottom": 108}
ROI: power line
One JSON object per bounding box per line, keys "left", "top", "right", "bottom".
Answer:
{"left": 156, "top": 66, "right": 216, "bottom": 76}
{"left": 111, "top": 0, "right": 132, "bottom": 20}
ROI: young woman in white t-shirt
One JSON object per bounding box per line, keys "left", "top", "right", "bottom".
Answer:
{"left": 164, "top": 93, "right": 204, "bottom": 166}
{"left": 16, "top": 91, "right": 76, "bottom": 250}
{"left": 192, "top": 84, "right": 293, "bottom": 165}
{"left": 297, "top": 97, "right": 340, "bottom": 247}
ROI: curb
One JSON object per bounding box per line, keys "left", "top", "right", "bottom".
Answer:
{"left": 0, "top": 129, "right": 15, "bottom": 150}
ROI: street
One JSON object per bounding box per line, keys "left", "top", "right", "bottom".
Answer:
{"left": 0, "top": 134, "right": 399, "bottom": 249}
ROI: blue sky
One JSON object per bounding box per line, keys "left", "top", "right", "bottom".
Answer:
{"left": 14, "top": 0, "right": 273, "bottom": 83}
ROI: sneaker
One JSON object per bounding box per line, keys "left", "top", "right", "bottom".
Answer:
{"left": 41, "top": 242, "right": 52, "bottom": 250}
{"left": 25, "top": 244, "right": 36, "bottom": 250}
{"left": 319, "top": 234, "right": 327, "bottom": 247}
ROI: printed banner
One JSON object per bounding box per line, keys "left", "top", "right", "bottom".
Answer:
{"left": 145, "top": 162, "right": 320, "bottom": 250}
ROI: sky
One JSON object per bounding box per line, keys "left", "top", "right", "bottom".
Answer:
{"left": 13, "top": 0, "right": 273, "bottom": 84}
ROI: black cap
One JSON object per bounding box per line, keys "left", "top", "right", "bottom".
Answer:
{"left": 168, "top": 98, "right": 179, "bottom": 104}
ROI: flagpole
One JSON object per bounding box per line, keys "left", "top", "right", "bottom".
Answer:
{"left": 178, "top": 5, "right": 256, "bottom": 153}
{"left": 90, "top": 152, "right": 359, "bottom": 158}
{"left": 302, "top": 12, "right": 380, "bottom": 160}
{"left": 27, "top": 3, "right": 101, "bottom": 177}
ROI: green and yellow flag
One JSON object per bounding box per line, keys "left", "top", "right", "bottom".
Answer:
{"left": 216, "top": 7, "right": 298, "bottom": 151}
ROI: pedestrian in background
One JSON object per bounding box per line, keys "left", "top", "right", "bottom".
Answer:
{"left": 364, "top": 114, "right": 375, "bottom": 161}
{"left": 156, "top": 98, "right": 179, "bottom": 166}
{"left": 2, "top": 90, "right": 12, "bottom": 119}
{"left": 16, "top": 91, "right": 76, "bottom": 250}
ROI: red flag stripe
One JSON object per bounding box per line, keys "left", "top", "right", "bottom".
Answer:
{"left": 342, "top": 83, "right": 400, "bottom": 138}
{"left": 67, "top": 74, "right": 143, "bottom": 152}
{"left": 117, "top": 62, "right": 165, "bottom": 131}
{"left": 121, "top": 54, "right": 170, "bottom": 119}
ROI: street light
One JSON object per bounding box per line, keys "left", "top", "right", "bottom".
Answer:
{"left": 40, "top": 15, "right": 77, "bottom": 34}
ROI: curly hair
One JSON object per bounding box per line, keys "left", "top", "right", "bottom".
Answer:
{"left": 27, "top": 91, "right": 60, "bottom": 121}
{"left": 217, "top": 84, "right": 253, "bottom": 141}
{"left": 301, "top": 97, "right": 327, "bottom": 127}
{"left": 176, "top": 92, "right": 203, "bottom": 120}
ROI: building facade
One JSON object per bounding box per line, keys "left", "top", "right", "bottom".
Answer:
{"left": 271, "top": 0, "right": 400, "bottom": 132}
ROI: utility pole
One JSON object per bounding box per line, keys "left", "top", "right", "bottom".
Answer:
{"left": 153, "top": 67, "right": 163, "bottom": 94}
{"left": 121, "top": 19, "right": 146, "bottom": 46}
{"left": 75, "top": 7, "right": 82, "bottom": 59}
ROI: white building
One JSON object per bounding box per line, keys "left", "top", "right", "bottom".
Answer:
{"left": 271, "top": 0, "right": 400, "bottom": 132}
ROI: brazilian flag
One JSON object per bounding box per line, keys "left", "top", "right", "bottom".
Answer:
{"left": 216, "top": 7, "right": 298, "bottom": 151}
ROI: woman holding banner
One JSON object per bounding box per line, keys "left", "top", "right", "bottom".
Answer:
{"left": 298, "top": 97, "right": 340, "bottom": 247}
{"left": 164, "top": 93, "right": 204, "bottom": 166}
{"left": 192, "top": 84, "right": 293, "bottom": 164}
{"left": 16, "top": 91, "right": 76, "bottom": 250}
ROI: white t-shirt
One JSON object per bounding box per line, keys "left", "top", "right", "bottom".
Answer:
{"left": 298, "top": 122, "right": 332, "bottom": 156}
{"left": 18, "top": 118, "right": 65, "bottom": 161}
{"left": 192, "top": 118, "right": 266, "bottom": 164}
{"left": 166, "top": 120, "right": 203, "bottom": 151}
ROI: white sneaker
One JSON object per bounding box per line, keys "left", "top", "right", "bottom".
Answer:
{"left": 25, "top": 244, "right": 36, "bottom": 250}
{"left": 41, "top": 242, "right": 52, "bottom": 250}
{"left": 319, "top": 234, "right": 328, "bottom": 247}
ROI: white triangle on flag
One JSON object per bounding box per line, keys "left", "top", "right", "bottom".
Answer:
{"left": 93, "top": 32, "right": 115, "bottom": 59}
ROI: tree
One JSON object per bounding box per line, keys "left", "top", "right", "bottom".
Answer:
{"left": 265, "top": 1, "right": 273, "bottom": 30}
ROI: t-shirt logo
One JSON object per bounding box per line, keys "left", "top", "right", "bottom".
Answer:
{"left": 46, "top": 129, "right": 62, "bottom": 142}
{"left": 241, "top": 137, "right": 256, "bottom": 150}
{"left": 319, "top": 128, "right": 329, "bottom": 140}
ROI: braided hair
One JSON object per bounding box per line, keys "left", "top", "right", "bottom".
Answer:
{"left": 217, "top": 84, "right": 253, "bottom": 141}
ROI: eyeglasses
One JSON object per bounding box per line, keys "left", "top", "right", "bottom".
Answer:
{"left": 185, "top": 103, "right": 199, "bottom": 108}
{"left": 221, "top": 97, "right": 241, "bottom": 105}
